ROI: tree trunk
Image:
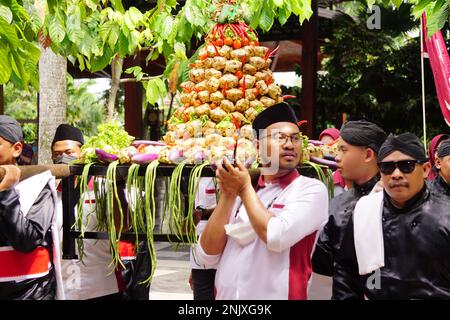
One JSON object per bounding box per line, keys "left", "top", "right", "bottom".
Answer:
{"left": 106, "top": 55, "right": 124, "bottom": 122}
{"left": 38, "top": 46, "right": 67, "bottom": 164}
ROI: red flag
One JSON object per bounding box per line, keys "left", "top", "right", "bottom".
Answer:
{"left": 422, "top": 13, "right": 450, "bottom": 126}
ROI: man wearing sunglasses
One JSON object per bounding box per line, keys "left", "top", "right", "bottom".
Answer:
{"left": 333, "top": 133, "right": 450, "bottom": 299}
{"left": 194, "top": 103, "right": 329, "bottom": 299}
{"left": 432, "top": 138, "right": 450, "bottom": 198}
{"left": 311, "top": 120, "right": 386, "bottom": 297}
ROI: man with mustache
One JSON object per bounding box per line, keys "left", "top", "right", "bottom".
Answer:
{"left": 194, "top": 103, "right": 329, "bottom": 299}
{"left": 432, "top": 138, "right": 450, "bottom": 198}
{"left": 311, "top": 120, "right": 386, "bottom": 284}
{"left": 333, "top": 133, "right": 450, "bottom": 299}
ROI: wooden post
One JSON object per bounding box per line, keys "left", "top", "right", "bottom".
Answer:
{"left": 123, "top": 56, "right": 143, "bottom": 139}
{"left": 300, "top": 0, "right": 318, "bottom": 139}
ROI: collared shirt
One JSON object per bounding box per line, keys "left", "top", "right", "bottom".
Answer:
{"left": 191, "top": 178, "right": 218, "bottom": 270}
{"left": 431, "top": 175, "right": 450, "bottom": 198}
{"left": 312, "top": 175, "right": 380, "bottom": 276}
{"left": 195, "top": 170, "right": 329, "bottom": 300}
{"left": 56, "top": 179, "right": 119, "bottom": 300}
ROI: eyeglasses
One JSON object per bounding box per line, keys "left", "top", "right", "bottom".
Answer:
{"left": 262, "top": 132, "right": 302, "bottom": 145}
{"left": 378, "top": 160, "right": 427, "bottom": 175}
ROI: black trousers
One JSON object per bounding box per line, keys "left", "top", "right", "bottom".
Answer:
{"left": 120, "top": 241, "right": 152, "bottom": 300}
{"left": 192, "top": 269, "right": 216, "bottom": 300}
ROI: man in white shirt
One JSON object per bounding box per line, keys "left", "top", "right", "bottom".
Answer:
{"left": 189, "top": 178, "right": 217, "bottom": 300}
{"left": 196, "top": 103, "right": 329, "bottom": 300}
{"left": 52, "top": 124, "right": 121, "bottom": 300}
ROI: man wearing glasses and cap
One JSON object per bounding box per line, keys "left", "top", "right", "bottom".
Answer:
{"left": 194, "top": 103, "right": 329, "bottom": 300}
{"left": 0, "top": 115, "right": 60, "bottom": 299}
{"left": 333, "top": 133, "right": 450, "bottom": 299}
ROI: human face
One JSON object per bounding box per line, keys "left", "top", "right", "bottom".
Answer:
{"left": 335, "top": 138, "right": 375, "bottom": 183}
{"left": 380, "top": 151, "right": 430, "bottom": 208}
{"left": 320, "top": 134, "right": 335, "bottom": 145}
{"left": 51, "top": 140, "right": 82, "bottom": 162}
{"left": 436, "top": 155, "right": 450, "bottom": 185}
{"left": 0, "top": 136, "right": 22, "bottom": 165}
{"left": 258, "top": 122, "right": 301, "bottom": 173}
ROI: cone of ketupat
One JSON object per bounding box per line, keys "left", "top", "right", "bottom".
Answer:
{"left": 161, "top": 0, "right": 285, "bottom": 167}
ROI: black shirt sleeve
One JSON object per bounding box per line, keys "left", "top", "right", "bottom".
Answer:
{"left": 331, "top": 220, "right": 365, "bottom": 300}
{"left": 0, "top": 185, "right": 55, "bottom": 252}
{"left": 312, "top": 216, "right": 334, "bottom": 276}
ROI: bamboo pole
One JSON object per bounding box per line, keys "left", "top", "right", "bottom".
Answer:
{"left": 0, "top": 164, "right": 70, "bottom": 182}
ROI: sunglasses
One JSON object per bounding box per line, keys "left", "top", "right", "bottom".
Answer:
{"left": 378, "top": 160, "right": 427, "bottom": 175}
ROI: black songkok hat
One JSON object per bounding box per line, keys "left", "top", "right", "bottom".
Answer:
{"left": 252, "top": 103, "right": 299, "bottom": 138}
{"left": 377, "top": 133, "right": 427, "bottom": 162}
{"left": 340, "top": 120, "right": 387, "bottom": 154}
{"left": 437, "top": 138, "right": 450, "bottom": 158}
{"left": 0, "top": 115, "right": 23, "bottom": 144}
{"left": 52, "top": 124, "right": 84, "bottom": 146}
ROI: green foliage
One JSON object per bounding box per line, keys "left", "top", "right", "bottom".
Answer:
{"left": 3, "top": 81, "right": 37, "bottom": 143}
{"left": 66, "top": 74, "right": 105, "bottom": 137}
{"left": 0, "top": 0, "right": 41, "bottom": 89}
{"left": 373, "top": 0, "right": 450, "bottom": 37}
{"left": 3, "top": 75, "right": 109, "bottom": 142}
{"left": 313, "top": 2, "right": 448, "bottom": 139}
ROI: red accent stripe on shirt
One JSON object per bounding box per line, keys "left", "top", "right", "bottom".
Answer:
{"left": 0, "top": 246, "right": 51, "bottom": 279}
{"left": 205, "top": 188, "right": 216, "bottom": 194}
{"left": 272, "top": 204, "right": 285, "bottom": 209}
{"left": 288, "top": 231, "right": 317, "bottom": 300}
{"left": 118, "top": 241, "right": 136, "bottom": 260}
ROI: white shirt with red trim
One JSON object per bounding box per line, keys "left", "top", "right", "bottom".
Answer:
{"left": 56, "top": 180, "right": 119, "bottom": 300}
{"left": 195, "top": 170, "right": 329, "bottom": 300}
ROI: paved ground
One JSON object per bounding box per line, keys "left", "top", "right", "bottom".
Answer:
{"left": 149, "top": 242, "right": 193, "bottom": 300}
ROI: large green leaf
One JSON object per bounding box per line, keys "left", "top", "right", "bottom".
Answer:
{"left": 127, "top": 29, "right": 139, "bottom": 53}
{"left": 6, "top": 0, "right": 29, "bottom": 23}
{"left": 0, "top": 47, "right": 12, "bottom": 84}
{"left": 155, "top": 77, "right": 167, "bottom": 99}
{"left": 0, "top": 4, "right": 12, "bottom": 23}
{"left": 161, "top": 15, "right": 174, "bottom": 39}
{"left": 99, "top": 20, "right": 114, "bottom": 42}
{"left": 146, "top": 79, "right": 160, "bottom": 105}
{"left": 123, "top": 7, "right": 143, "bottom": 30}
{"left": 20, "top": 40, "right": 40, "bottom": 64}
{"left": 9, "top": 49, "right": 27, "bottom": 88}
{"left": 108, "top": 23, "right": 120, "bottom": 50}
{"left": 49, "top": 14, "right": 66, "bottom": 44}
{"left": 110, "top": 0, "right": 125, "bottom": 14}
{"left": 90, "top": 46, "right": 113, "bottom": 72}
{"left": 0, "top": 17, "right": 19, "bottom": 47}
{"left": 259, "top": 1, "right": 275, "bottom": 31}
{"left": 278, "top": 4, "right": 292, "bottom": 26}
{"left": 117, "top": 31, "right": 129, "bottom": 57}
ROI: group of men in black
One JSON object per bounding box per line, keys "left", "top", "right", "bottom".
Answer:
{"left": 312, "top": 120, "right": 450, "bottom": 299}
